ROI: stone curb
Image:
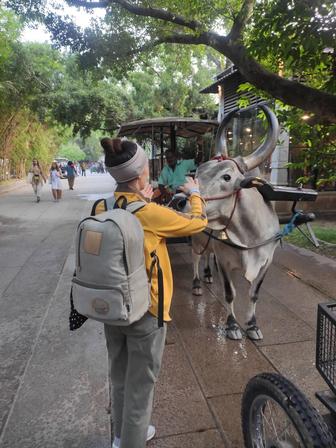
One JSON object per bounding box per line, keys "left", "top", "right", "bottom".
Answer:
{"left": 286, "top": 242, "right": 336, "bottom": 268}
{"left": 275, "top": 242, "right": 336, "bottom": 299}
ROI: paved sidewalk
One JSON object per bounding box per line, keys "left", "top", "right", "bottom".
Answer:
{"left": 0, "top": 179, "right": 26, "bottom": 196}
{"left": 1, "top": 175, "right": 335, "bottom": 447}
{"left": 148, "top": 243, "right": 336, "bottom": 447}
{"left": 0, "top": 175, "right": 113, "bottom": 448}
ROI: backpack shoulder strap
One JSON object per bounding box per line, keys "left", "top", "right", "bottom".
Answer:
{"left": 149, "top": 251, "right": 164, "bottom": 328}
{"left": 90, "top": 196, "right": 115, "bottom": 216}
{"left": 91, "top": 198, "right": 106, "bottom": 216}
{"left": 113, "top": 196, "right": 146, "bottom": 213}
{"left": 126, "top": 200, "right": 147, "bottom": 214}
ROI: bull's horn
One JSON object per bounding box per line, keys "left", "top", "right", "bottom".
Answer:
{"left": 241, "top": 104, "right": 280, "bottom": 172}
{"left": 214, "top": 108, "right": 239, "bottom": 156}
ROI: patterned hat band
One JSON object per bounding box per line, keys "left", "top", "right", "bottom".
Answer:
{"left": 107, "top": 145, "right": 148, "bottom": 182}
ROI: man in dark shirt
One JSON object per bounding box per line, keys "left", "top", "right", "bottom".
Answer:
{"left": 66, "top": 161, "right": 77, "bottom": 190}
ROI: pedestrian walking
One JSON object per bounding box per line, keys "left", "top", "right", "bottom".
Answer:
{"left": 28, "top": 159, "right": 46, "bottom": 202}
{"left": 66, "top": 161, "right": 77, "bottom": 190}
{"left": 98, "top": 161, "right": 105, "bottom": 173}
{"left": 80, "top": 161, "right": 86, "bottom": 176}
{"left": 98, "top": 137, "right": 207, "bottom": 448}
{"left": 49, "top": 162, "right": 63, "bottom": 202}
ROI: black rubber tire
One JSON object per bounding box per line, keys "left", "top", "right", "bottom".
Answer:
{"left": 241, "top": 372, "right": 334, "bottom": 448}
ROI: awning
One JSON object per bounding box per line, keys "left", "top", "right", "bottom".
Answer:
{"left": 117, "top": 117, "right": 218, "bottom": 138}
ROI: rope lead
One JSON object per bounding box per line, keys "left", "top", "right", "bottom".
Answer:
{"left": 281, "top": 212, "right": 301, "bottom": 237}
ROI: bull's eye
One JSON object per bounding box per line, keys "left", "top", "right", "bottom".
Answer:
{"left": 222, "top": 174, "right": 231, "bottom": 182}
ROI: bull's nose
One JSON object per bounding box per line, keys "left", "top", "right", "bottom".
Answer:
{"left": 240, "top": 176, "right": 266, "bottom": 189}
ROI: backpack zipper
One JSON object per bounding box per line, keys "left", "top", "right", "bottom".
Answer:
{"left": 72, "top": 277, "right": 120, "bottom": 290}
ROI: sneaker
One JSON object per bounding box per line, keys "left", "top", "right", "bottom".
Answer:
{"left": 36, "top": 196, "right": 40, "bottom": 203}
{"left": 112, "top": 425, "right": 155, "bottom": 447}
{"left": 147, "top": 425, "right": 156, "bottom": 441}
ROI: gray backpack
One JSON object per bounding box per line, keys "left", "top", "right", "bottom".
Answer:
{"left": 71, "top": 196, "right": 164, "bottom": 327}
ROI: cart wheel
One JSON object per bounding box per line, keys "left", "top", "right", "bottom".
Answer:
{"left": 242, "top": 372, "right": 334, "bottom": 448}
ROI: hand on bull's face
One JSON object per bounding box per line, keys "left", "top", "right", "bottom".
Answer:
{"left": 140, "top": 184, "right": 154, "bottom": 200}
{"left": 179, "top": 177, "right": 199, "bottom": 195}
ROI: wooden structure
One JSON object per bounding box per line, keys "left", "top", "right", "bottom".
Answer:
{"left": 117, "top": 117, "right": 218, "bottom": 179}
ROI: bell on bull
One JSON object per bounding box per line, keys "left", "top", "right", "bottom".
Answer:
{"left": 192, "top": 104, "right": 280, "bottom": 341}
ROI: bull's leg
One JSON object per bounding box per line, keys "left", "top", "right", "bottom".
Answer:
{"left": 203, "top": 253, "right": 213, "bottom": 284}
{"left": 192, "top": 251, "right": 203, "bottom": 296}
{"left": 245, "top": 266, "right": 268, "bottom": 341}
{"left": 221, "top": 268, "right": 242, "bottom": 340}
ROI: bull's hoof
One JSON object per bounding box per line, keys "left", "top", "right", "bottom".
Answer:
{"left": 246, "top": 325, "right": 263, "bottom": 341}
{"left": 204, "top": 268, "right": 213, "bottom": 284}
{"left": 204, "top": 275, "right": 213, "bottom": 284}
{"left": 192, "top": 287, "right": 203, "bottom": 296}
{"left": 226, "top": 325, "right": 243, "bottom": 340}
{"left": 192, "top": 278, "right": 202, "bottom": 296}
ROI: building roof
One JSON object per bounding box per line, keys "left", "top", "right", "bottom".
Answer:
{"left": 200, "top": 66, "right": 265, "bottom": 114}
{"left": 117, "top": 117, "right": 218, "bottom": 138}
{"left": 200, "top": 66, "right": 239, "bottom": 94}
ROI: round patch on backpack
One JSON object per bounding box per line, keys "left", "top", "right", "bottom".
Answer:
{"left": 92, "top": 298, "right": 109, "bottom": 315}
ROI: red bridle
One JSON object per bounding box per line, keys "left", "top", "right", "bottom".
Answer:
{"left": 203, "top": 190, "right": 241, "bottom": 201}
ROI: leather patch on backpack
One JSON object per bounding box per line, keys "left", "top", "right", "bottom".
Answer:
{"left": 84, "top": 230, "right": 102, "bottom": 255}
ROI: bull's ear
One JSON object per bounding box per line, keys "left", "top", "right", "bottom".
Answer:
{"left": 240, "top": 177, "right": 266, "bottom": 189}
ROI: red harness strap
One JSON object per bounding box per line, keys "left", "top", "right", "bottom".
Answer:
{"left": 203, "top": 190, "right": 240, "bottom": 201}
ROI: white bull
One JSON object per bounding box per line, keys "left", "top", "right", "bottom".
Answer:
{"left": 191, "top": 105, "right": 280, "bottom": 341}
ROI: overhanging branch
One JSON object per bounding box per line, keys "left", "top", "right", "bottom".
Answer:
{"left": 228, "top": 0, "right": 255, "bottom": 42}
{"left": 211, "top": 38, "right": 336, "bottom": 122}
{"left": 160, "top": 33, "right": 208, "bottom": 46}
{"left": 111, "top": 0, "right": 203, "bottom": 31}
{"left": 136, "top": 29, "right": 336, "bottom": 122}
{"left": 67, "top": 0, "right": 109, "bottom": 7}
{"left": 139, "top": 28, "right": 336, "bottom": 122}
{"left": 109, "top": 32, "right": 209, "bottom": 59}
{"left": 56, "top": 0, "right": 336, "bottom": 121}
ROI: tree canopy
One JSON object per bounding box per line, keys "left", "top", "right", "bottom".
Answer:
{"left": 0, "top": 4, "right": 219, "bottom": 180}
{"left": 5, "top": 0, "right": 336, "bottom": 123}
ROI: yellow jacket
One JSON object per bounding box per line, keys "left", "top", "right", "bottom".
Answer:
{"left": 96, "top": 191, "right": 207, "bottom": 321}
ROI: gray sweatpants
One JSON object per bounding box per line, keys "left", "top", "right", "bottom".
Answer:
{"left": 104, "top": 312, "right": 167, "bottom": 448}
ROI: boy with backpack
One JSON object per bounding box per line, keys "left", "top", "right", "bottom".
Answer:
{"left": 71, "top": 138, "right": 207, "bottom": 448}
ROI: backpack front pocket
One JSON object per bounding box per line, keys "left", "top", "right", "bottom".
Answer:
{"left": 72, "top": 280, "right": 130, "bottom": 324}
